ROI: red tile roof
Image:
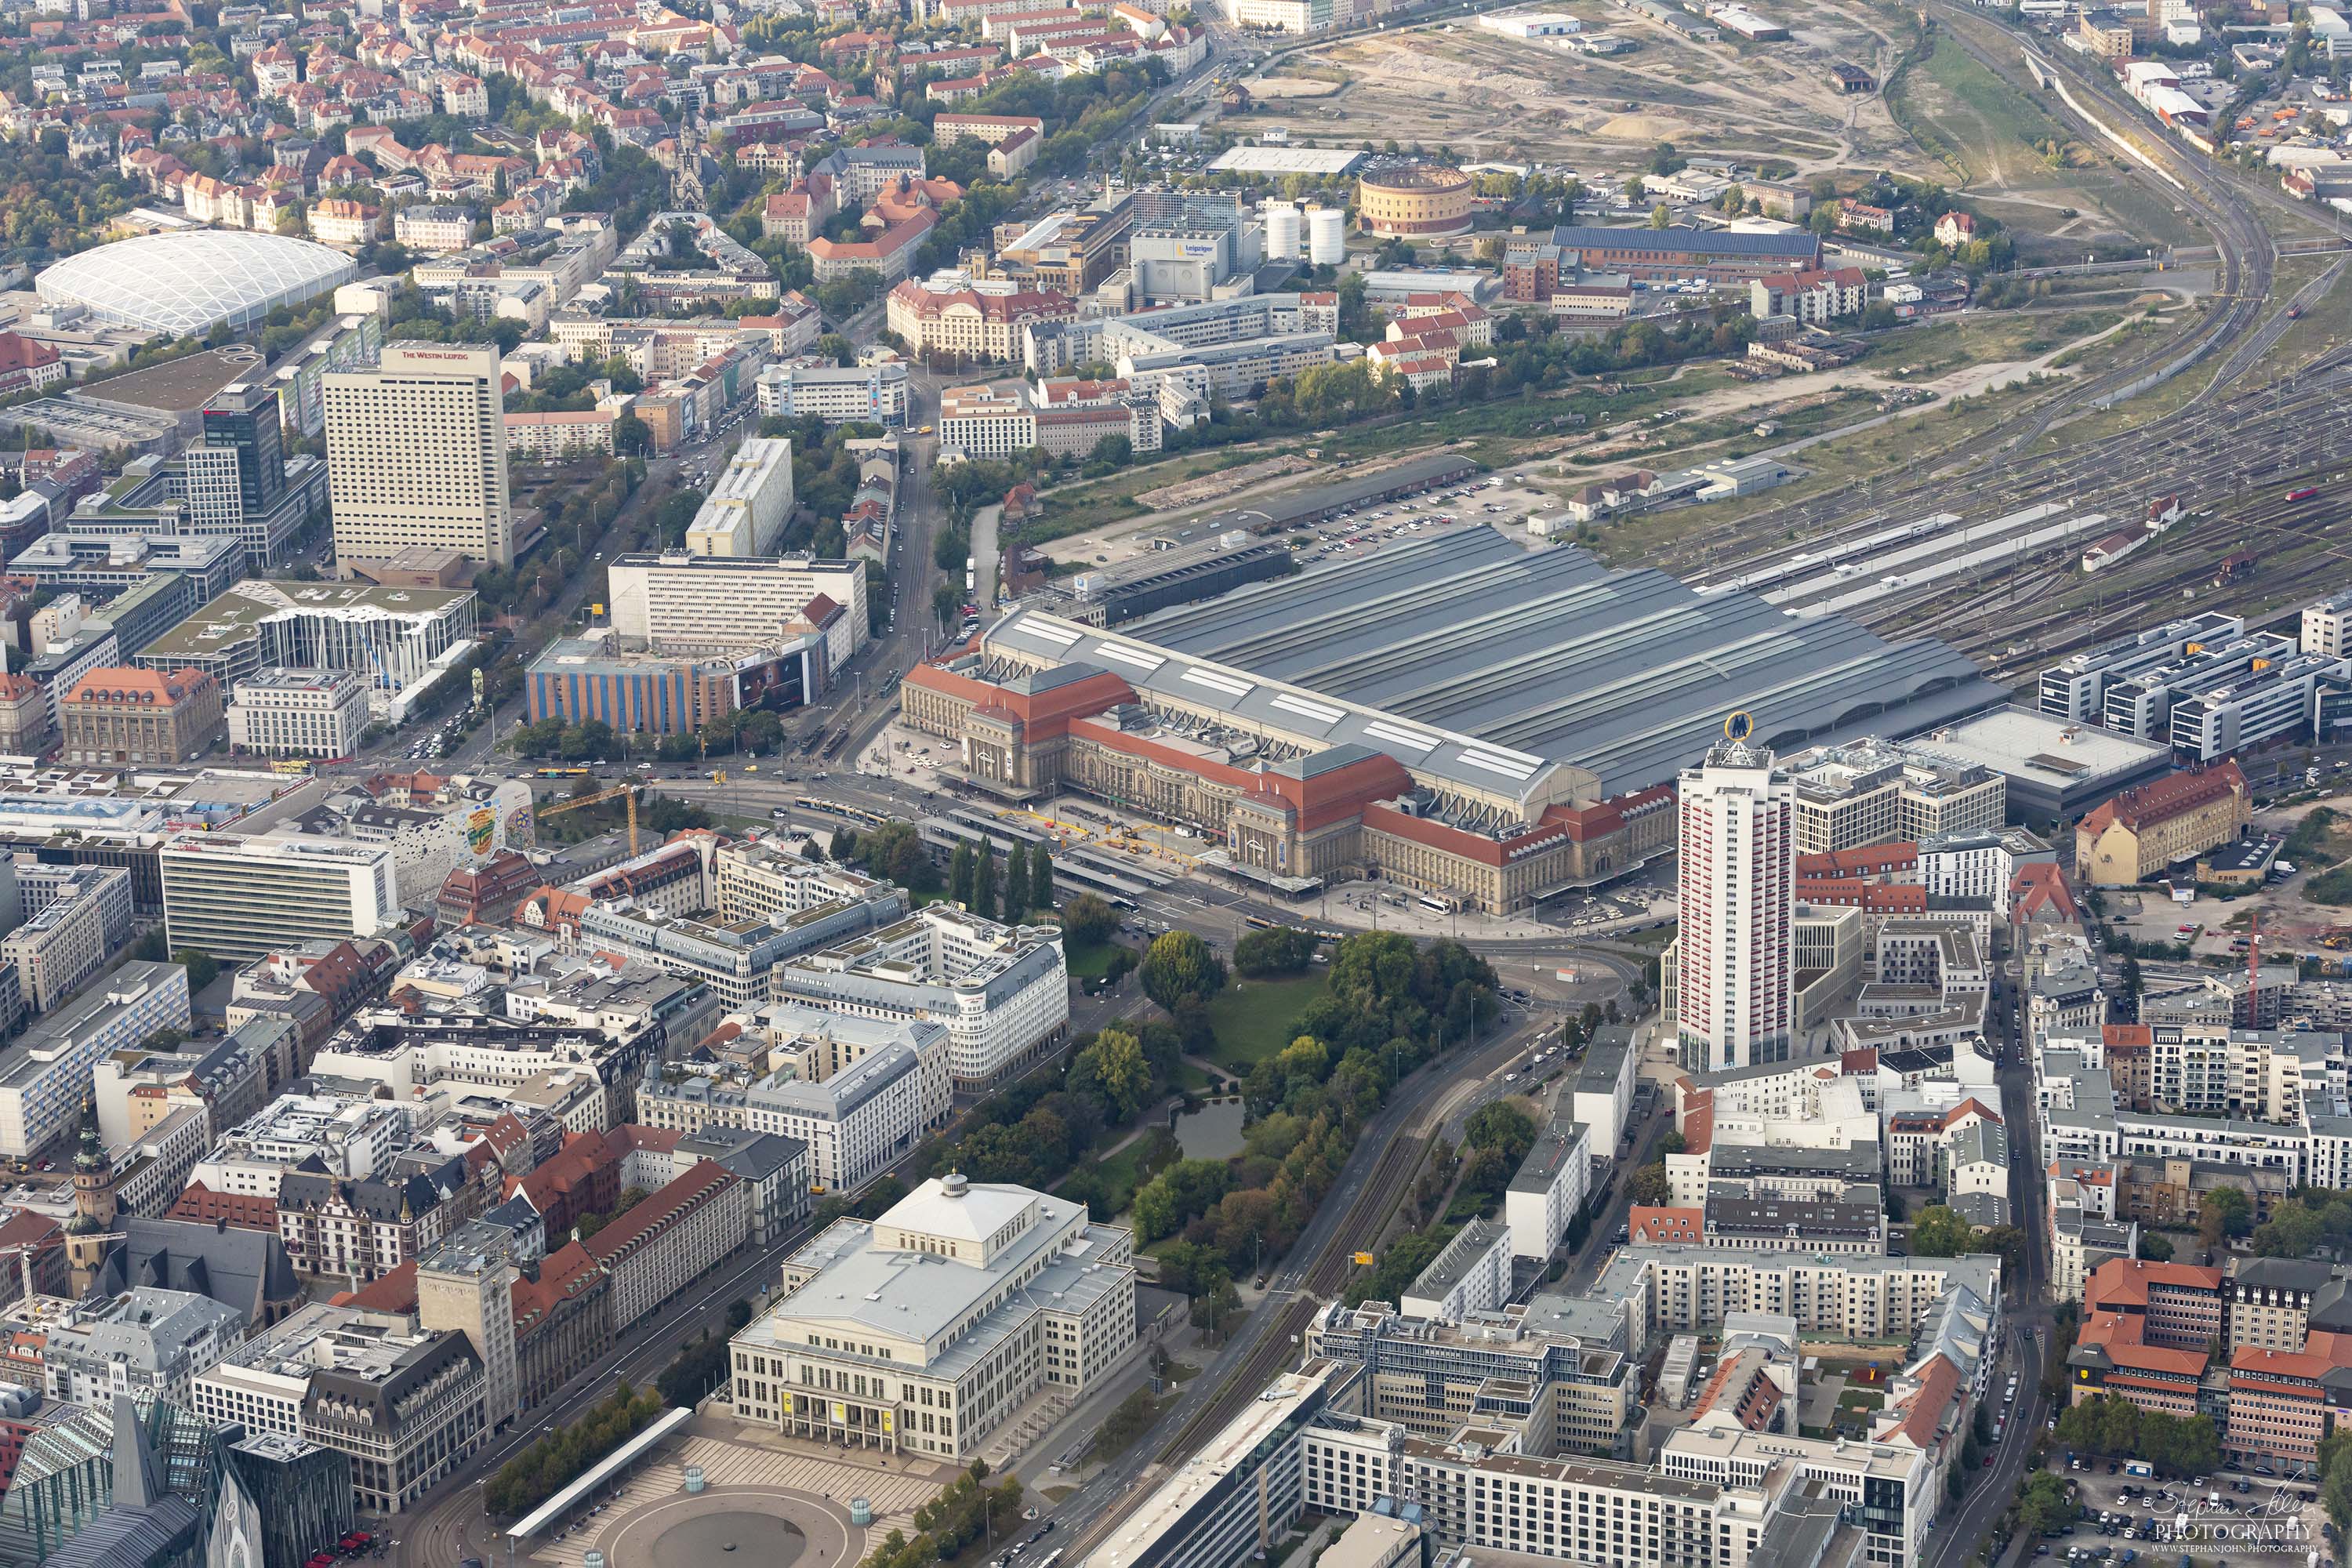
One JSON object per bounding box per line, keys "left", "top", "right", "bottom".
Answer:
{"left": 2084, "top": 1256, "right": 2223, "bottom": 1311}
{"left": 1629, "top": 1205, "right": 1701, "bottom": 1243}
{"left": 2078, "top": 761, "right": 2246, "bottom": 837}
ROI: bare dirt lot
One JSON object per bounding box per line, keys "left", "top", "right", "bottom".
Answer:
{"left": 1223, "top": 0, "right": 1926, "bottom": 179}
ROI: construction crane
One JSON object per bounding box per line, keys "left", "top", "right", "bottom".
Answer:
{"left": 0, "top": 1229, "right": 125, "bottom": 1305}
{"left": 537, "top": 779, "right": 646, "bottom": 855}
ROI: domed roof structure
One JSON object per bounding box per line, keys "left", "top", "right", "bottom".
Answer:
{"left": 35, "top": 230, "right": 358, "bottom": 338}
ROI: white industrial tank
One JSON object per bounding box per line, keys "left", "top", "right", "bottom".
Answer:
{"left": 1306, "top": 205, "right": 1346, "bottom": 266}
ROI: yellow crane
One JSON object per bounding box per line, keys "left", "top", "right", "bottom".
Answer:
{"left": 538, "top": 779, "right": 646, "bottom": 855}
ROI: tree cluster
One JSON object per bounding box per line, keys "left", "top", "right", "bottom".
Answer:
{"left": 948, "top": 838, "right": 1054, "bottom": 923}
{"left": 921, "top": 1020, "right": 1183, "bottom": 1202}
{"left": 484, "top": 1384, "right": 665, "bottom": 1516}
{"left": 855, "top": 1466, "right": 1023, "bottom": 1568}
{"left": 2247, "top": 1183, "right": 2352, "bottom": 1258}
{"left": 2053, "top": 1394, "right": 2220, "bottom": 1476}
{"left": 1233, "top": 924, "right": 1318, "bottom": 978}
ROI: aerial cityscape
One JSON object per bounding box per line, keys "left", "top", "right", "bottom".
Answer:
{"left": 0, "top": 0, "right": 2343, "bottom": 1566}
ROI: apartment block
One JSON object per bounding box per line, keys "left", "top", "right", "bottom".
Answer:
{"left": 2, "top": 863, "right": 133, "bottom": 1015}
{"left": 0, "top": 962, "right": 191, "bottom": 1160}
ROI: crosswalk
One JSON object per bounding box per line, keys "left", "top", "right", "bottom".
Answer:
{"left": 526, "top": 1437, "right": 943, "bottom": 1568}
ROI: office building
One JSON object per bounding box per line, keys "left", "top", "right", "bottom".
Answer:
{"left": 60, "top": 667, "right": 225, "bottom": 768}
{"left": 196, "top": 382, "right": 287, "bottom": 529}
{"left": 159, "top": 833, "right": 400, "bottom": 964}
{"left": 223, "top": 1431, "right": 356, "bottom": 1568}
{"left": 0, "top": 962, "right": 191, "bottom": 1161}
{"left": 730, "top": 1174, "right": 1136, "bottom": 1459}
{"left": 938, "top": 384, "right": 1036, "bottom": 460}
{"left": 191, "top": 1303, "right": 485, "bottom": 1512}
{"left": 2303, "top": 590, "right": 2352, "bottom": 659}
{"left": 581, "top": 1159, "right": 750, "bottom": 1332}
{"left": 325, "top": 343, "right": 514, "bottom": 573}
{"left": 524, "top": 636, "right": 822, "bottom": 736}
{"left": 39, "top": 1287, "right": 247, "bottom": 1408}
{"left": 9, "top": 535, "right": 251, "bottom": 610}
{"left": 606, "top": 553, "right": 868, "bottom": 669}
{"left": 132, "top": 579, "right": 478, "bottom": 702}
{"left": 227, "top": 669, "right": 371, "bottom": 760}
{"left": 1780, "top": 740, "right": 2004, "bottom": 855}
{"left": 1305, "top": 1298, "right": 1639, "bottom": 1458}
{"left": 2074, "top": 763, "right": 2251, "bottom": 885}
{"left": 684, "top": 437, "right": 794, "bottom": 558}
{"left": 1671, "top": 732, "right": 1796, "bottom": 1073}
{"left": 756, "top": 360, "right": 911, "bottom": 429}
{"left": 773, "top": 906, "right": 1070, "bottom": 1090}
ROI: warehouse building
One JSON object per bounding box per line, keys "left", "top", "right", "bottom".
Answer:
{"left": 902, "top": 526, "right": 2002, "bottom": 912}
{"left": 1546, "top": 225, "right": 1823, "bottom": 281}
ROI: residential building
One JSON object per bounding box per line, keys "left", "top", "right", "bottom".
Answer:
{"left": 1671, "top": 731, "right": 1796, "bottom": 1073}
{"left": 2, "top": 863, "right": 133, "bottom": 1016}
{"left": 1504, "top": 1111, "right": 1592, "bottom": 1261}
{"left": 684, "top": 437, "right": 796, "bottom": 558}
{"left": 325, "top": 343, "right": 514, "bottom": 572}
{"left": 1747, "top": 267, "right": 1867, "bottom": 325}
{"left": 1402, "top": 1218, "right": 1512, "bottom": 1323}
{"left": 227, "top": 668, "right": 370, "bottom": 760}
{"left": 0, "top": 962, "right": 191, "bottom": 1162}
{"left": 60, "top": 667, "right": 225, "bottom": 767}
{"left": 729, "top": 1174, "right": 1136, "bottom": 1458}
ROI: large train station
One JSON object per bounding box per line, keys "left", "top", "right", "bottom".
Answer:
{"left": 900, "top": 526, "right": 2005, "bottom": 913}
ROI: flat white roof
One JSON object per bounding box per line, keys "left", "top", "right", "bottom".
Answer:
{"left": 509, "top": 1406, "right": 692, "bottom": 1537}
{"left": 1207, "top": 147, "right": 1366, "bottom": 175}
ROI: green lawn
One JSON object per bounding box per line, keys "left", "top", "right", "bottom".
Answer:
{"left": 1085, "top": 1131, "right": 1176, "bottom": 1218}
{"left": 1067, "top": 938, "right": 1127, "bottom": 982}
{"left": 1203, "top": 973, "right": 1331, "bottom": 1069}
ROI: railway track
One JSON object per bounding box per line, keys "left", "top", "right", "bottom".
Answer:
{"left": 1644, "top": 2, "right": 2299, "bottom": 593}
{"left": 1149, "top": 1132, "right": 1429, "bottom": 1465}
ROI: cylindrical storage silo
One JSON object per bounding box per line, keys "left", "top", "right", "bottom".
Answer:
{"left": 1263, "top": 200, "right": 1301, "bottom": 260}
{"left": 1307, "top": 205, "right": 1346, "bottom": 266}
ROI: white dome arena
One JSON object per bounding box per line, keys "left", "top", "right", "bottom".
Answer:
{"left": 35, "top": 230, "right": 358, "bottom": 338}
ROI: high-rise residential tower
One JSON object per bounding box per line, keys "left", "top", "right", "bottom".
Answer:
{"left": 1673, "top": 719, "right": 1796, "bottom": 1073}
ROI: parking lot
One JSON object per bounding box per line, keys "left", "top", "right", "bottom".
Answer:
{"left": 2044, "top": 1457, "right": 2328, "bottom": 1566}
